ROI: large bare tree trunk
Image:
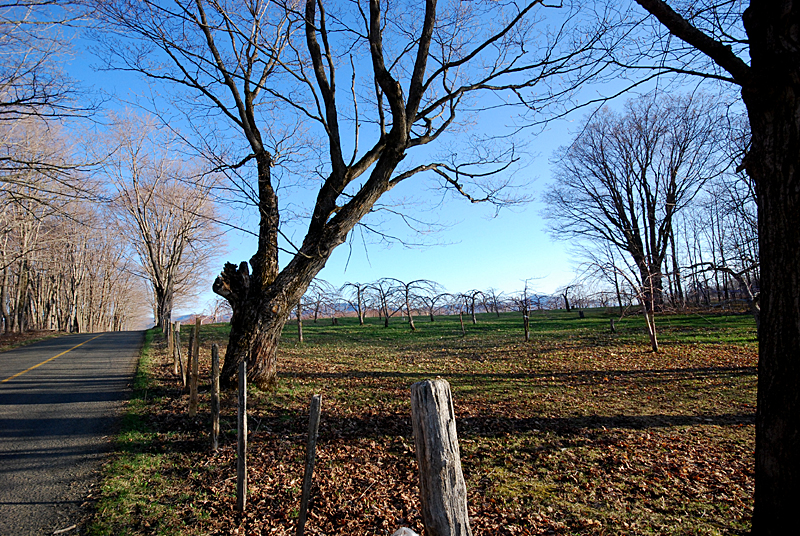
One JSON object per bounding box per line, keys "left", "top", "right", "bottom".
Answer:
{"left": 155, "top": 287, "right": 174, "bottom": 332}
{"left": 744, "top": 5, "right": 800, "bottom": 532}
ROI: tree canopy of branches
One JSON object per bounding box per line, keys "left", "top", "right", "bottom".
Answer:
{"left": 1, "top": 1, "right": 97, "bottom": 195}
{"left": 105, "top": 114, "right": 220, "bottom": 332}
{"left": 545, "top": 92, "right": 727, "bottom": 316}
{"left": 95, "top": 0, "right": 609, "bottom": 387}
{"left": 0, "top": 1, "right": 84, "bottom": 123}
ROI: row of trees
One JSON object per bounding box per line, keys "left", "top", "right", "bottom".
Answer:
{"left": 301, "top": 280, "right": 515, "bottom": 327}
{"left": 297, "top": 269, "right": 755, "bottom": 332}
{"left": 1, "top": 2, "right": 223, "bottom": 334}
{"left": 545, "top": 92, "right": 759, "bottom": 329}
{"left": 1, "top": 110, "right": 221, "bottom": 334}
{"left": 0, "top": 120, "right": 149, "bottom": 332}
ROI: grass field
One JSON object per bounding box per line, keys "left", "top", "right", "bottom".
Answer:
{"left": 89, "top": 308, "right": 757, "bottom": 535}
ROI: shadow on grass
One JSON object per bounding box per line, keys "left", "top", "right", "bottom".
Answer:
{"left": 281, "top": 365, "right": 756, "bottom": 384}
{"left": 197, "top": 408, "right": 754, "bottom": 454}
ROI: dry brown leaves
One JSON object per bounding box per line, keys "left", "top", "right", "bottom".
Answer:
{"left": 113, "top": 324, "right": 755, "bottom": 536}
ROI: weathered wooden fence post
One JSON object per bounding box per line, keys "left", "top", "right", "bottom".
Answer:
{"left": 172, "top": 321, "right": 180, "bottom": 376}
{"left": 296, "top": 394, "right": 322, "bottom": 536}
{"left": 211, "top": 344, "right": 220, "bottom": 450}
{"left": 410, "top": 379, "right": 472, "bottom": 536}
{"left": 189, "top": 318, "right": 200, "bottom": 416}
{"left": 175, "top": 322, "right": 186, "bottom": 387}
{"left": 297, "top": 303, "right": 304, "bottom": 343}
{"left": 236, "top": 360, "right": 247, "bottom": 514}
{"left": 167, "top": 321, "right": 174, "bottom": 364}
{"left": 187, "top": 325, "right": 195, "bottom": 393}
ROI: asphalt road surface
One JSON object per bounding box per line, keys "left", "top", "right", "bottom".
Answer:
{"left": 0, "top": 331, "right": 143, "bottom": 535}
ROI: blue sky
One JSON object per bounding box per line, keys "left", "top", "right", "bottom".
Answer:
{"left": 65, "top": 7, "right": 607, "bottom": 314}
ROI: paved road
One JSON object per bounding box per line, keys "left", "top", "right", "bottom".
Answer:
{"left": 0, "top": 331, "right": 143, "bottom": 535}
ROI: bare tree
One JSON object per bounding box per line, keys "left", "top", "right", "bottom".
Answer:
{"left": 94, "top": 0, "right": 614, "bottom": 387}
{"left": 383, "top": 278, "right": 435, "bottom": 331}
{"left": 206, "top": 296, "right": 232, "bottom": 323}
{"left": 483, "top": 288, "right": 505, "bottom": 318}
{"left": 544, "top": 92, "right": 728, "bottom": 314}
{"left": 452, "top": 293, "right": 469, "bottom": 336}
{"left": 462, "top": 289, "right": 484, "bottom": 324}
{"left": 511, "top": 280, "right": 536, "bottom": 342}
{"left": 368, "top": 278, "right": 403, "bottom": 328}
{"left": 417, "top": 282, "right": 449, "bottom": 322}
{"left": 582, "top": 252, "right": 659, "bottom": 352}
{"left": 341, "top": 282, "right": 368, "bottom": 325}
{"left": 304, "top": 279, "right": 335, "bottom": 323}
{"left": 105, "top": 113, "right": 220, "bottom": 332}
{"left": 557, "top": 284, "right": 573, "bottom": 312}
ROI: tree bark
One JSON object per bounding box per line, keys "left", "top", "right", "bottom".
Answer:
{"left": 296, "top": 303, "right": 303, "bottom": 343}
{"left": 155, "top": 285, "right": 174, "bottom": 332}
{"left": 742, "top": 4, "right": 800, "bottom": 532}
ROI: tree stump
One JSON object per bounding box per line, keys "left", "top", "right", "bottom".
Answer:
{"left": 410, "top": 379, "right": 472, "bottom": 536}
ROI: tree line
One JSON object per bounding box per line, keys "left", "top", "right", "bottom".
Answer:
{"left": 0, "top": 108, "right": 221, "bottom": 334}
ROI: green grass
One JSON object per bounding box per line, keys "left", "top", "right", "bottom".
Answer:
{"left": 286, "top": 308, "right": 756, "bottom": 348}
{"left": 89, "top": 328, "right": 199, "bottom": 536}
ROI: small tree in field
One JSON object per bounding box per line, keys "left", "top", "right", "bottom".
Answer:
{"left": 383, "top": 278, "right": 435, "bottom": 331}
{"left": 341, "top": 282, "right": 369, "bottom": 326}
{"left": 483, "top": 288, "right": 505, "bottom": 318}
{"left": 511, "top": 279, "right": 536, "bottom": 342}
{"left": 418, "top": 283, "right": 449, "bottom": 322}
{"left": 369, "top": 278, "right": 402, "bottom": 328}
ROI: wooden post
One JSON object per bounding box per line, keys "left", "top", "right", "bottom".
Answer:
{"left": 187, "top": 326, "right": 195, "bottom": 393}
{"left": 297, "top": 394, "right": 322, "bottom": 536}
{"left": 211, "top": 344, "right": 220, "bottom": 450}
{"left": 296, "top": 303, "right": 303, "bottom": 343}
{"left": 410, "top": 379, "right": 472, "bottom": 536}
{"left": 193, "top": 317, "right": 201, "bottom": 357}
{"left": 236, "top": 361, "right": 247, "bottom": 514}
{"left": 188, "top": 320, "right": 199, "bottom": 416}
{"left": 175, "top": 323, "right": 186, "bottom": 387}
{"left": 172, "top": 322, "right": 181, "bottom": 376}
{"left": 167, "top": 322, "right": 174, "bottom": 367}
